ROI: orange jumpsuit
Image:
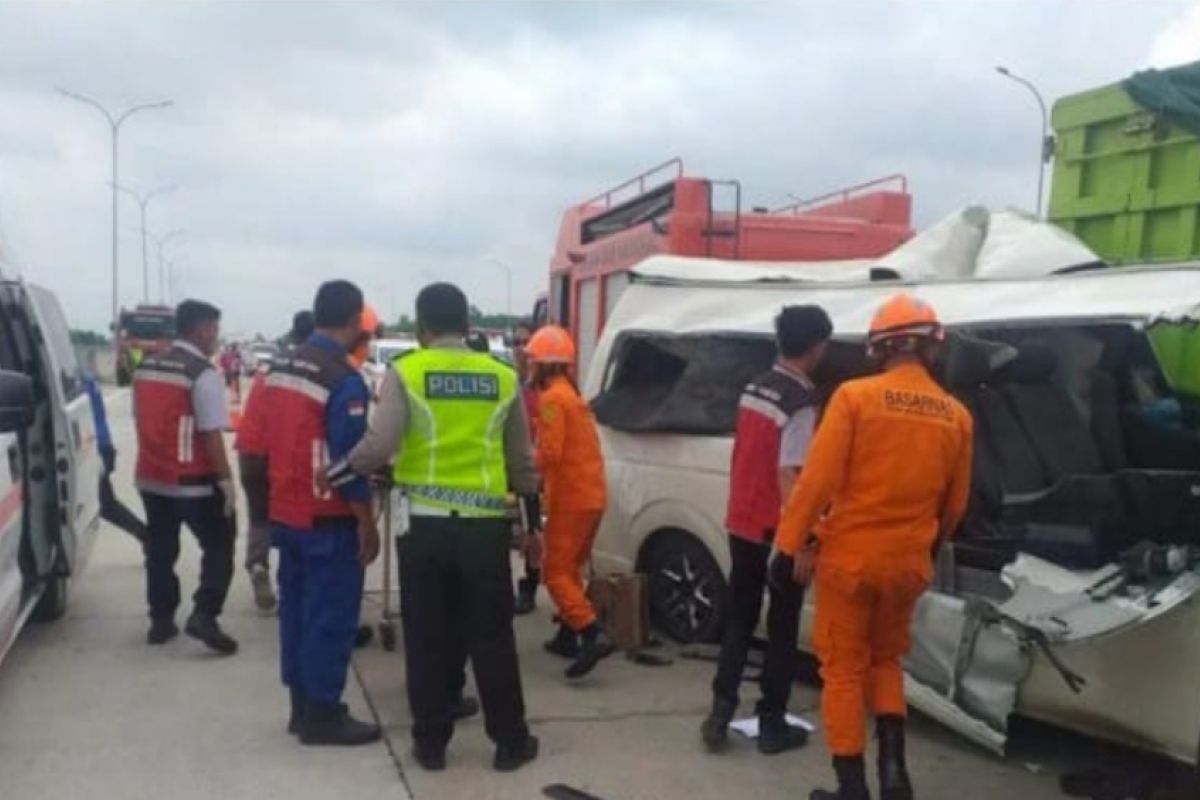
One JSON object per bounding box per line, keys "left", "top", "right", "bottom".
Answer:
{"left": 776, "top": 362, "right": 973, "bottom": 756}
{"left": 537, "top": 375, "right": 607, "bottom": 632}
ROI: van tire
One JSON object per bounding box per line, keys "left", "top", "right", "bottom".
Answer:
{"left": 31, "top": 575, "right": 68, "bottom": 623}
{"left": 644, "top": 531, "right": 725, "bottom": 644}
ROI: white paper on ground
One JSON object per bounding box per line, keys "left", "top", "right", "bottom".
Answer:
{"left": 729, "top": 714, "right": 817, "bottom": 739}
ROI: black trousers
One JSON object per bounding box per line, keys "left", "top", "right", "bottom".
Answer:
{"left": 398, "top": 516, "right": 528, "bottom": 750}
{"left": 100, "top": 473, "right": 146, "bottom": 540}
{"left": 712, "top": 533, "right": 804, "bottom": 715}
{"left": 140, "top": 490, "right": 236, "bottom": 621}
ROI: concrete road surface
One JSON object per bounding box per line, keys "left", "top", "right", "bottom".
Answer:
{"left": 0, "top": 391, "right": 1161, "bottom": 799}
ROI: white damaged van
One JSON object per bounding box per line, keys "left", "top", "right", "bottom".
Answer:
{"left": 584, "top": 247, "right": 1200, "bottom": 770}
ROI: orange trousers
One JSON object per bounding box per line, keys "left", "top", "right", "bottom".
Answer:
{"left": 543, "top": 509, "right": 603, "bottom": 632}
{"left": 814, "top": 555, "right": 930, "bottom": 756}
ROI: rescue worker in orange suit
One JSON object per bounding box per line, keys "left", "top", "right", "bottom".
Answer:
{"left": 775, "top": 294, "right": 973, "bottom": 800}
{"left": 526, "top": 325, "right": 616, "bottom": 679}
{"left": 263, "top": 281, "right": 381, "bottom": 746}
{"left": 701, "top": 305, "right": 832, "bottom": 755}
{"left": 235, "top": 310, "right": 314, "bottom": 612}
{"left": 510, "top": 318, "right": 541, "bottom": 616}
{"left": 133, "top": 299, "right": 239, "bottom": 654}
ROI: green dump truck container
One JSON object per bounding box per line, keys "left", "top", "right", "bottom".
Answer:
{"left": 1050, "top": 61, "right": 1200, "bottom": 264}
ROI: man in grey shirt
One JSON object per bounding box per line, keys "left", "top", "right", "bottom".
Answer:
{"left": 327, "top": 282, "right": 541, "bottom": 773}
{"left": 132, "top": 299, "right": 238, "bottom": 655}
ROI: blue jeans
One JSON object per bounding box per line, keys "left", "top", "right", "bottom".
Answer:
{"left": 274, "top": 525, "right": 363, "bottom": 705}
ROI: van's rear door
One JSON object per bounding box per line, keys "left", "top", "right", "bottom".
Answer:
{"left": 24, "top": 285, "right": 100, "bottom": 575}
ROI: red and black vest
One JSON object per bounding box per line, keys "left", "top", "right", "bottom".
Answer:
{"left": 264, "top": 342, "right": 355, "bottom": 529}
{"left": 725, "top": 364, "right": 816, "bottom": 544}
{"left": 234, "top": 367, "right": 269, "bottom": 457}
{"left": 133, "top": 344, "right": 218, "bottom": 488}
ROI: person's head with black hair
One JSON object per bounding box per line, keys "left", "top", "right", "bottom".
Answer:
{"left": 511, "top": 317, "right": 535, "bottom": 375}
{"left": 415, "top": 282, "right": 469, "bottom": 346}
{"left": 312, "top": 280, "right": 364, "bottom": 352}
{"left": 776, "top": 304, "right": 833, "bottom": 375}
{"left": 175, "top": 299, "right": 222, "bottom": 356}
{"left": 289, "top": 310, "right": 315, "bottom": 346}
{"left": 465, "top": 330, "right": 490, "bottom": 354}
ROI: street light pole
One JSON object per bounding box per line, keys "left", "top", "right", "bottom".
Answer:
{"left": 995, "top": 66, "right": 1052, "bottom": 218}
{"left": 114, "top": 183, "right": 177, "bottom": 302}
{"left": 148, "top": 228, "right": 184, "bottom": 304}
{"left": 487, "top": 257, "right": 513, "bottom": 317}
{"left": 56, "top": 89, "right": 172, "bottom": 328}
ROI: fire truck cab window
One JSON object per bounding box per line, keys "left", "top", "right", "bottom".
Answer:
{"left": 122, "top": 314, "right": 175, "bottom": 340}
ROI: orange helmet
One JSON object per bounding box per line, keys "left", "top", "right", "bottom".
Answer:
{"left": 867, "top": 293, "right": 943, "bottom": 349}
{"left": 359, "top": 304, "right": 381, "bottom": 338}
{"left": 350, "top": 303, "right": 381, "bottom": 368}
{"left": 526, "top": 325, "right": 575, "bottom": 364}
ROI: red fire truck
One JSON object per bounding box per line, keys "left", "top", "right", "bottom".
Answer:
{"left": 536, "top": 158, "right": 914, "bottom": 374}
{"left": 114, "top": 304, "right": 175, "bottom": 386}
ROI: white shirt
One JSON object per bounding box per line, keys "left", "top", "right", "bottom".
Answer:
{"left": 175, "top": 340, "right": 231, "bottom": 432}
{"left": 779, "top": 406, "right": 817, "bottom": 468}
{"left": 776, "top": 363, "right": 816, "bottom": 469}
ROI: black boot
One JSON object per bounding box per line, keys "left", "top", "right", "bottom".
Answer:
{"left": 543, "top": 624, "right": 580, "bottom": 659}
{"left": 300, "top": 702, "right": 382, "bottom": 746}
{"left": 494, "top": 734, "right": 540, "bottom": 772}
{"left": 412, "top": 741, "right": 447, "bottom": 771}
{"left": 514, "top": 576, "right": 537, "bottom": 616}
{"left": 147, "top": 617, "right": 179, "bottom": 645}
{"left": 810, "top": 755, "right": 872, "bottom": 800}
{"left": 700, "top": 696, "right": 737, "bottom": 751}
{"left": 757, "top": 710, "right": 809, "bottom": 755}
{"left": 184, "top": 611, "right": 238, "bottom": 655}
{"left": 565, "top": 624, "right": 616, "bottom": 679}
{"left": 877, "top": 715, "right": 913, "bottom": 800}
{"left": 287, "top": 688, "right": 305, "bottom": 735}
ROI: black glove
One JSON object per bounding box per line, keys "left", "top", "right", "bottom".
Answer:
{"left": 518, "top": 493, "right": 543, "bottom": 535}
{"left": 100, "top": 445, "right": 116, "bottom": 475}
{"left": 768, "top": 552, "right": 795, "bottom": 592}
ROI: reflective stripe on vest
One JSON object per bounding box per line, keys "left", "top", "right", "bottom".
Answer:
{"left": 392, "top": 348, "right": 517, "bottom": 518}
{"left": 264, "top": 342, "right": 356, "bottom": 529}
{"left": 133, "top": 345, "right": 217, "bottom": 487}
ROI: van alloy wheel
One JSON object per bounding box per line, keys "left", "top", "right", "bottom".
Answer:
{"left": 646, "top": 532, "right": 724, "bottom": 644}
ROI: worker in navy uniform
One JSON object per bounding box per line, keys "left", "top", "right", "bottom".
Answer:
{"left": 132, "top": 299, "right": 238, "bottom": 654}
{"left": 263, "top": 280, "right": 381, "bottom": 746}
{"left": 327, "top": 283, "right": 541, "bottom": 772}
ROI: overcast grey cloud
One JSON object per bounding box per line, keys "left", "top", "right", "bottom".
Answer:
{"left": 0, "top": 0, "right": 1194, "bottom": 336}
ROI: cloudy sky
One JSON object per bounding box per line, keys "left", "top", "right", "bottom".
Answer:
{"left": 0, "top": 1, "right": 1196, "bottom": 336}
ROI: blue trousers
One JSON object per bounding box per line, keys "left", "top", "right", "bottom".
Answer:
{"left": 274, "top": 525, "right": 363, "bottom": 705}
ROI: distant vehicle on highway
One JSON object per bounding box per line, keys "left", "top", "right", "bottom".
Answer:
{"left": 0, "top": 281, "right": 101, "bottom": 666}
{"left": 115, "top": 304, "right": 174, "bottom": 386}
{"left": 368, "top": 336, "right": 418, "bottom": 367}
{"left": 243, "top": 342, "right": 279, "bottom": 375}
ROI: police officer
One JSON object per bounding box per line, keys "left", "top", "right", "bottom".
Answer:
{"left": 328, "top": 282, "right": 540, "bottom": 773}
{"left": 133, "top": 299, "right": 238, "bottom": 654}
{"left": 263, "top": 282, "right": 381, "bottom": 746}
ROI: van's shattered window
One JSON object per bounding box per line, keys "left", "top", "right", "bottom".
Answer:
{"left": 592, "top": 333, "right": 873, "bottom": 434}
{"left": 592, "top": 333, "right": 776, "bottom": 434}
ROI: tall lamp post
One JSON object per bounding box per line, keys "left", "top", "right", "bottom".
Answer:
{"left": 995, "top": 66, "right": 1053, "bottom": 218}
{"left": 115, "top": 183, "right": 177, "bottom": 302}
{"left": 487, "top": 257, "right": 513, "bottom": 318}
{"left": 56, "top": 88, "right": 173, "bottom": 329}
{"left": 148, "top": 228, "right": 184, "bottom": 304}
